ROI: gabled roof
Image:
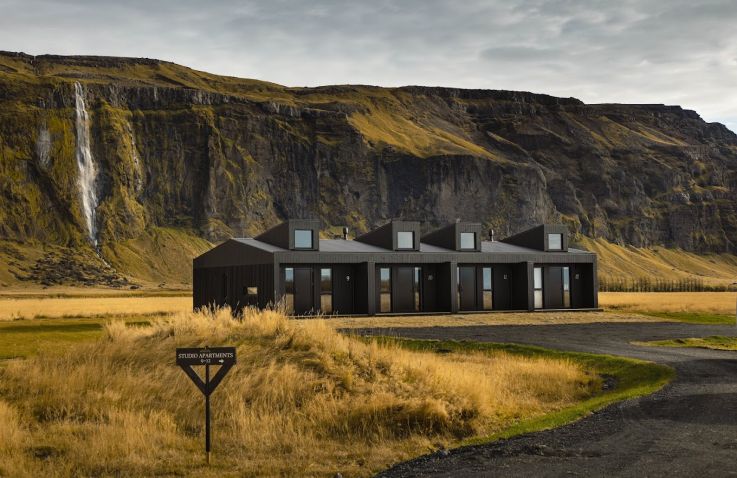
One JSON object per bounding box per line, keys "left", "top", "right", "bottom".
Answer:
{"left": 229, "top": 237, "right": 592, "bottom": 255}
{"left": 419, "top": 242, "right": 454, "bottom": 253}
{"left": 480, "top": 240, "right": 540, "bottom": 253}
{"left": 319, "top": 239, "right": 392, "bottom": 253}
{"left": 233, "top": 238, "right": 457, "bottom": 253}
{"left": 233, "top": 237, "right": 286, "bottom": 252}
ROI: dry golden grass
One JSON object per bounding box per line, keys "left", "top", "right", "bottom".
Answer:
{"left": 0, "top": 296, "right": 191, "bottom": 320}
{"left": 579, "top": 237, "right": 737, "bottom": 287}
{"left": 334, "top": 311, "right": 665, "bottom": 329}
{"left": 0, "top": 401, "right": 34, "bottom": 477}
{"left": 600, "top": 292, "right": 737, "bottom": 315}
{"left": 0, "top": 308, "right": 597, "bottom": 477}
{"left": 346, "top": 101, "right": 501, "bottom": 161}
{"left": 0, "top": 285, "right": 190, "bottom": 297}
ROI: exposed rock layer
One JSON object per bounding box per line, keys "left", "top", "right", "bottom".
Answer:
{"left": 1, "top": 51, "right": 736, "bottom": 266}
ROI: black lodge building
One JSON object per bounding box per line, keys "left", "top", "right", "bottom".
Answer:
{"left": 193, "top": 219, "right": 598, "bottom": 315}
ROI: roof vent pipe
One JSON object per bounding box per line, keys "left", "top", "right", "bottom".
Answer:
{"left": 342, "top": 226, "right": 349, "bottom": 240}
{"left": 489, "top": 229, "right": 495, "bottom": 242}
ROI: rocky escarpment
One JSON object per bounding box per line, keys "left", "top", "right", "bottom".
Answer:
{"left": 0, "top": 51, "right": 736, "bottom": 285}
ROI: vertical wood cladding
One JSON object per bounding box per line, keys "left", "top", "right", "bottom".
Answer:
{"left": 194, "top": 264, "right": 274, "bottom": 311}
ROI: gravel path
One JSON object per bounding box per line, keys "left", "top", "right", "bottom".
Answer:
{"left": 360, "top": 322, "right": 737, "bottom": 477}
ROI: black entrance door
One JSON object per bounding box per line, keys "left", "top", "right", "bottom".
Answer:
{"left": 458, "top": 266, "right": 477, "bottom": 311}
{"left": 493, "top": 266, "right": 512, "bottom": 310}
{"left": 544, "top": 266, "right": 564, "bottom": 309}
{"left": 393, "top": 267, "right": 415, "bottom": 313}
{"left": 332, "top": 265, "right": 354, "bottom": 314}
{"left": 294, "top": 267, "right": 314, "bottom": 314}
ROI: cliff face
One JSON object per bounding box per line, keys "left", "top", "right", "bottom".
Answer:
{"left": 1, "top": 51, "right": 736, "bottom": 284}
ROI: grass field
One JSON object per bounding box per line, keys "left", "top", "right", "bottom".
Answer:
{"left": 599, "top": 292, "right": 737, "bottom": 314}
{"left": 2, "top": 291, "right": 734, "bottom": 324}
{"left": 635, "top": 336, "right": 737, "bottom": 351}
{"left": 0, "top": 315, "right": 156, "bottom": 359}
{"left": 0, "top": 285, "right": 192, "bottom": 298}
{"left": 0, "top": 308, "right": 672, "bottom": 477}
{"left": 0, "top": 296, "right": 191, "bottom": 320}
{"left": 599, "top": 292, "right": 737, "bottom": 325}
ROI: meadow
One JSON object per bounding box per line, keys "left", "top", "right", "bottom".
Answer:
{"left": 0, "top": 307, "right": 671, "bottom": 477}
{"left": 599, "top": 292, "right": 737, "bottom": 314}
{"left": 599, "top": 291, "right": 737, "bottom": 325}
{"left": 0, "top": 296, "right": 190, "bottom": 321}
{"left": 2, "top": 291, "right": 734, "bottom": 322}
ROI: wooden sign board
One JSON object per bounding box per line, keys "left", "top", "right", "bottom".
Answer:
{"left": 176, "top": 347, "right": 236, "bottom": 396}
{"left": 176, "top": 346, "right": 236, "bottom": 464}
{"left": 177, "top": 347, "right": 236, "bottom": 367}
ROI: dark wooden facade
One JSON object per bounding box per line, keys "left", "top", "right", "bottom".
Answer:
{"left": 193, "top": 220, "right": 599, "bottom": 315}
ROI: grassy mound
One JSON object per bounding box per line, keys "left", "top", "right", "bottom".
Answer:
{"left": 0, "top": 308, "right": 599, "bottom": 477}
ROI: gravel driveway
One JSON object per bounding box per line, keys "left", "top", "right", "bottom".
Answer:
{"left": 359, "top": 322, "right": 737, "bottom": 477}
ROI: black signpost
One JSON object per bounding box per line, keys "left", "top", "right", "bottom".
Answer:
{"left": 176, "top": 346, "right": 236, "bottom": 464}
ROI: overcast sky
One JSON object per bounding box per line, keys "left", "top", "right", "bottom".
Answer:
{"left": 2, "top": 0, "right": 735, "bottom": 132}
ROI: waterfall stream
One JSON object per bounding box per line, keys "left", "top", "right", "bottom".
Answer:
{"left": 74, "top": 81, "right": 99, "bottom": 245}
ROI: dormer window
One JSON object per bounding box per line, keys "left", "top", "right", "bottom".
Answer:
{"left": 397, "top": 231, "right": 414, "bottom": 249}
{"left": 460, "top": 232, "right": 476, "bottom": 250}
{"left": 294, "top": 229, "right": 313, "bottom": 249}
{"left": 548, "top": 233, "right": 563, "bottom": 251}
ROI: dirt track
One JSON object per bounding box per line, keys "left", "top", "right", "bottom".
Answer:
{"left": 361, "top": 322, "right": 737, "bottom": 477}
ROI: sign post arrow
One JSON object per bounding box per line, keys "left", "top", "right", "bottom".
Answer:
{"left": 176, "top": 346, "right": 236, "bottom": 464}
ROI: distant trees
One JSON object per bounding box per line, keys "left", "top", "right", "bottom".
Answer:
{"left": 599, "top": 277, "right": 736, "bottom": 292}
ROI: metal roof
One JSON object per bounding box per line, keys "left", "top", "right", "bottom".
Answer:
{"left": 479, "top": 240, "right": 592, "bottom": 255}
{"left": 231, "top": 237, "right": 593, "bottom": 255}
{"left": 319, "top": 239, "right": 391, "bottom": 253}
{"left": 419, "top": 242, "right": 454, "bottom": 253}
{"left": 232, "top": 237, "right": 286, "bottom": 252}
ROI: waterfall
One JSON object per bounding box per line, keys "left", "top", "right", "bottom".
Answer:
{"left": 74, "top": 82, "right": 99, "bottom": 245}
{"left": 36, "top": 127, "right": 51, "bottom": 168}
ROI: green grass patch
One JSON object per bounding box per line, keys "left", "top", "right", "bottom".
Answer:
{"left": 634, "top": 335, "right": 737, "bottom": 351}
{"left": 369, "top": 337, "right": 674, "bottom": 446}
{"left": 638, "top": 311, "right": 735, "bottom": 325}
{"left": 0, "top": 316, "right": 152, "bottom": 360}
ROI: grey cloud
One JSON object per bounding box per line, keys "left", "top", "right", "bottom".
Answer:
{"left": 481, "top": 46, "right": 559, "bottom": 62}
{"left": 0, "top": 0, "right": 735, "bottom": 131}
